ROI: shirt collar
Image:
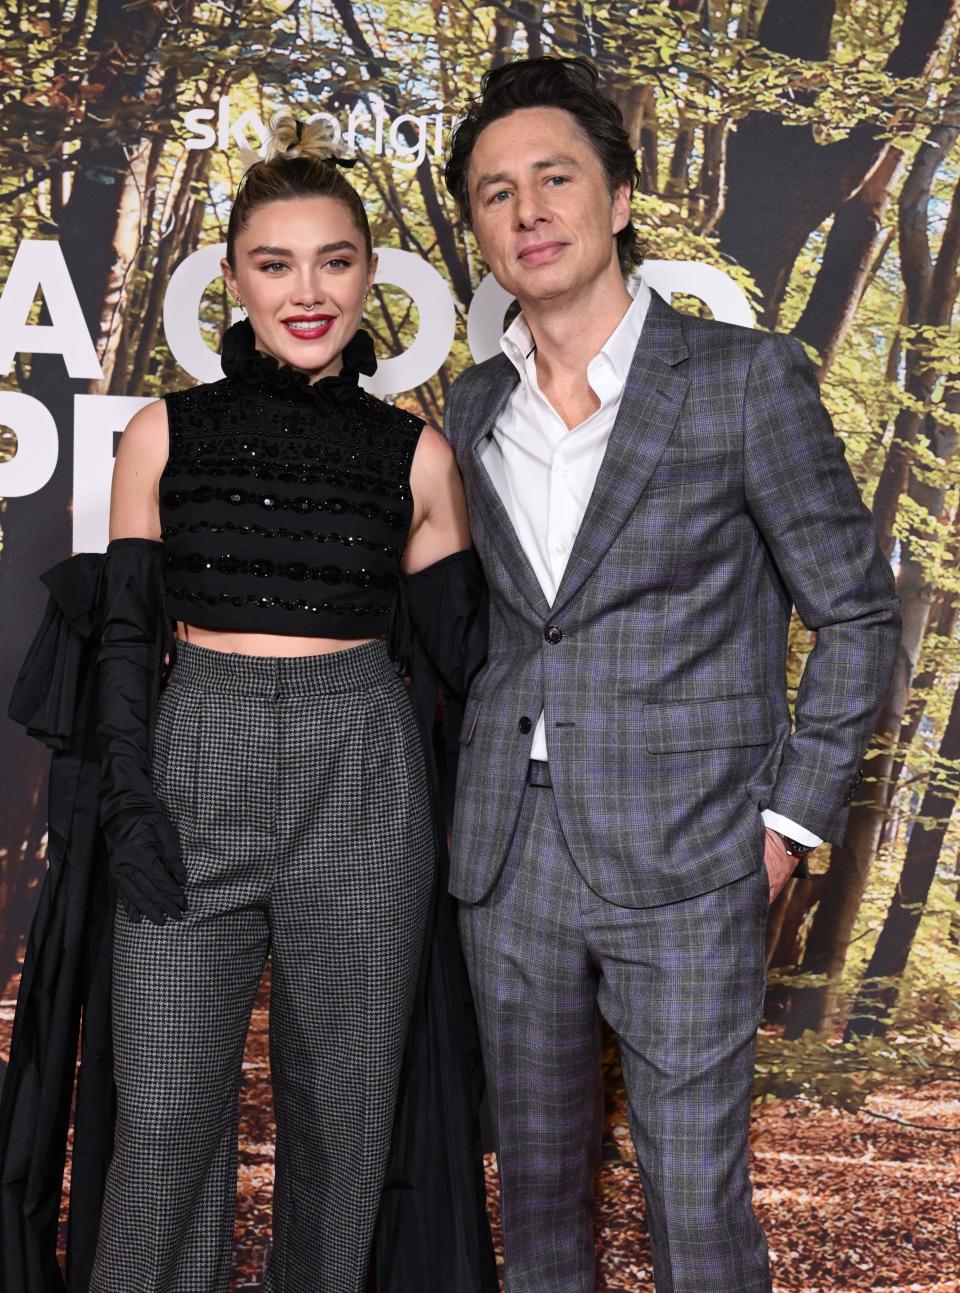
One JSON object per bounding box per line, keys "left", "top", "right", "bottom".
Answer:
{"left": 499, "top": 278, "right": 652, "bottom": 397}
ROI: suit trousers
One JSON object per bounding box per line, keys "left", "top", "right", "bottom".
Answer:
{"left": 90, "top": 638, "right": 434, "bottom": 1293}
{"left": 458, "top": 774, "right": 772, "bottom": 1293}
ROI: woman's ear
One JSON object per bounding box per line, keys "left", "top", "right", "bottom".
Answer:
{"left": 367, "top": 252, "right": 379, "bottom": 294}
{"left": 221, "top": 257, "right": 239, "bottom": 302}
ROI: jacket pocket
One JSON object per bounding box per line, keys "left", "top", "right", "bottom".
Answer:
{"left": 644, "top": 694, "right": 773, "bottom": 753}
{"left": 644, "top": 451, "right": 727, "bottom": 491}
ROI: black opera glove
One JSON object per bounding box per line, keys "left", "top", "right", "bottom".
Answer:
{"left": 97, "top": 537, "right": 186, "bottom": 925}
{"left": 399, "top": 548, "right": 489, "bottom": 698}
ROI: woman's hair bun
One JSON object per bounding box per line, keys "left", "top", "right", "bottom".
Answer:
{"left": 262, "top": 110, "right": 342, "bottom": 165}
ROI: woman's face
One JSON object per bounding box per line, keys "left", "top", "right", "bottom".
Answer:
{"left": 222, "top": 195, "right": 375, "bottom": 382}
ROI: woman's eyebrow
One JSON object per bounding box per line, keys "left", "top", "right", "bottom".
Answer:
{"left": 247, "top": 240, "right": 359, "bottom": 257}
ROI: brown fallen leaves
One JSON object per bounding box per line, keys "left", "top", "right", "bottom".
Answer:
{"left": 230, "top": 975, "right": 960, "bottom": 1292}
{"left": 3, "top": 967, "right": 957, "bottom": 1291}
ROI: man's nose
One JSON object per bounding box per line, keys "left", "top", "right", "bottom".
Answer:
{"left": 514, "top": 185, "right": 549, "bottom": 231}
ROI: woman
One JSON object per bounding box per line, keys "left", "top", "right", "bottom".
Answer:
{"left": 88, "top": 114, "right": 491, "bottom": 1292}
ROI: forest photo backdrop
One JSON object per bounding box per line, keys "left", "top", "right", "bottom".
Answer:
{"left": 1, "top": 1, "right": 959, "bottom": 1289}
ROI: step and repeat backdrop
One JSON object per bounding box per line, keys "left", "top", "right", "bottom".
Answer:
{"left": 2, "top": 2, "right": 959, "bottom": 1288}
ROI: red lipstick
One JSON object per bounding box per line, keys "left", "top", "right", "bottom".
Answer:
{"left": 281, "top": 314, "right": 336, "bottom": 341}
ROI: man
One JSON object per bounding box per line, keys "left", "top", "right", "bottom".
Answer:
{"left": 441, "top": 56, "right": 900, "bottom": 1293}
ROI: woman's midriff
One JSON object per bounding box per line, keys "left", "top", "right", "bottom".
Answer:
{"left": 175, "top": 621, "right": 377, "bottom": 657}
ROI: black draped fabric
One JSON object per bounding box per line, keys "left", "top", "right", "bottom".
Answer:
{"left": 0, "top": 549, "right": 495, "bottom": 1292}
{"left": 376, "top": 549, "right": 494, "bottom": 1292}
{"left": 0, "top": 554, "right": 113, "bottom": 1293}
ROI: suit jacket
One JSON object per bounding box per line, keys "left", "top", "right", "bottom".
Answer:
{"left": 445, "top": 291, "right": 900, "bottom": 907}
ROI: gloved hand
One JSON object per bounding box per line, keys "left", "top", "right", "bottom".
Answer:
{"left": 104, "top": 803, "right": 187, "bottom": 925}
{"left": 97, "top": 537, "right": 187, "bottom": 924}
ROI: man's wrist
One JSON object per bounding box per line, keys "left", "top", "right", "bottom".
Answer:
{"left": 761, "top": 811, "right": 820, "bottom": 882}
{"left": 760, "top": 808, "right": 822, "bottom": 849}
{"left": 776, "top": 832, "right": 814, "bottom": 860}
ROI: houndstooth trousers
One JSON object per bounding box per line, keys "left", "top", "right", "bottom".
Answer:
{"left": 89, "top": 638, "right": 434, "bottom": 1293}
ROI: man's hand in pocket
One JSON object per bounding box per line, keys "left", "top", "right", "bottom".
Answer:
{"left": 762, "top": 827, "right": 797, "bottom": 906}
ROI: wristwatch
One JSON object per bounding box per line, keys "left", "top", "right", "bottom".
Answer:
{"left": 776, "top": 832, "right": 814, "bottom": 860}
{"left": 776, "top": 831, "right": 813, "bottom": 880}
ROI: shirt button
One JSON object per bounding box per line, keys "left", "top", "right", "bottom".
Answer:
{"left": 555, "top": 543, "right": 567, "bottom": 555}
{"left": 544, "top": 624, "right": 563, "bottom": 645}
{"left": 518, "top": 716, "right": 532, "bottom": 734}
{"left": 559, "top": 468, "right": 569, "bottom": 478}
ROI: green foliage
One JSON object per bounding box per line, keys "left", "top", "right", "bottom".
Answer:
{"left": 754, "top": 1018, "right": 959, "bottom": 1110}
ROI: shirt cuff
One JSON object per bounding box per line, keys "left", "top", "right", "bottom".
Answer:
{"left": 760, "top": 810, "right": 823, "bottom": 848}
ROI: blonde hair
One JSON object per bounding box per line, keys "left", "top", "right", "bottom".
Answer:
{"left": 226, "top": 111, "right": 372, "bottom": 266}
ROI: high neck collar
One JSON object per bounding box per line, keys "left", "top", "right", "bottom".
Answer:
{"left": 220, "top": 318, "right": 377, "bottom": 405}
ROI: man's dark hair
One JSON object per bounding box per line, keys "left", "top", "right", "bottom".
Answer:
{"left": 444, "top": 56, "right": 641, "bottom": 275}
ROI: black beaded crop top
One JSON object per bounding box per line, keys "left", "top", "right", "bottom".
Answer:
{"left": 159, "top": 319, "right": 424, "bottom": 637}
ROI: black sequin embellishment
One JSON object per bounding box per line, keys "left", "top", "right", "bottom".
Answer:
{"left": 159, "top": 322, "right": 423, "bottom": 638}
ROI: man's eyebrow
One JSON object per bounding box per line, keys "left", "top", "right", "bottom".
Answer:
{"left": 247, "top": 240, "right": 359, "bottom": 257}
{"left": 532, "top": 154, "right": 581, "bottom": 171}
{"left": 474, "top": 155, "right": 582, "bottom": 191}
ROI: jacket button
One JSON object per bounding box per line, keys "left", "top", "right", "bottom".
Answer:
{"left": 544, "top": 624, "right": 563, "bottom": 644}
{"left": 843, "top": 765, "right": 865, "bottom": 805}
{"left": 518, "top": 716, "right": 532, "bottom": 734}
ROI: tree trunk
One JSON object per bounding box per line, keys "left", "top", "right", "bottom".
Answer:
{"left": 126, "top": 148, "right": 208, "bottom": 392}
{"left": 757, "top": 0, "right": 836, "bottom": 59}
{"left": 845, "top": 679, "right": 960, "bottom": 1038}
{"left": 0, "top": 0, "right": 174, "bottom": 996}
{"left": 784, "top": 387, "right": 960, "bottom": 1037}
{"left": 888, "top": 591, "right": 960, "bottom": 799}
{"left": 518, "top": 0, "right": 543, "bottom": 58}
{"left": 782, "top": 163, "right": 960, "bottom": 1033}
{"left": 699, "top": 121, "right": 728, "bottom": 235}
{"left": 794, "top": 145, "right": 907, "bottom": 372}
{"left": 667, "top": 108, "right": 693, "bottom": 199}
{"left": 331, "top": 0, "right": 474, "bottom": 307}
{"left": 764, "top": 874, "right": 823, "bottom": 1024}
{"left": 716, "top": 0, "right": 955, "bottom": 326}
{"left": 873, "top": 127, "right": 960, "bottom": 553}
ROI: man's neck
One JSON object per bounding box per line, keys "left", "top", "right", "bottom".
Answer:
{"left": 520, "top": 270, "right": 632, "bottom": 390}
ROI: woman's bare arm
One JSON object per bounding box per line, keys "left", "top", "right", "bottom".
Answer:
{"left": 108, "top": 399, "right": 169, "bottom": 542}
{"left": 402, "top": 426, "right": 472, "bottom": 575}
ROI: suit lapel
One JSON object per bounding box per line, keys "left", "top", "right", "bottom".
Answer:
{"left": 551, "top": 293, "right": 689, "bottom": 617}
{"left": 461, "top": 360, "right": 553, "bottom": 620}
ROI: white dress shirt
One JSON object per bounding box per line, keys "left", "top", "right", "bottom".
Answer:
{"left": 477, "top": 281, "right": 822, "bottom": 849}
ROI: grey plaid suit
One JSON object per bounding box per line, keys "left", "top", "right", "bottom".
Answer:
{"left": 447, "top": 291, "right": 900, "bottom": 1292}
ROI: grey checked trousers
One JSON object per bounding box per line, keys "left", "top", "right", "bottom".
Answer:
{"left": 458, "top": 774, "right": 772, "bottom": 1293}
{"left": 90, "top": 639, "right": 434, "bottom": 1293}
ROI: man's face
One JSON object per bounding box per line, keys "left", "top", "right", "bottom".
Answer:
{"left": 467, "top": 106, "right": 630, "bottom": 308}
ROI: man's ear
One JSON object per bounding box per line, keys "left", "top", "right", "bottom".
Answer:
{"left": 611, "top": 181, "right": 631, "bottom": 236}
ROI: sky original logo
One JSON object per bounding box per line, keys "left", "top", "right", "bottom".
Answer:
{"left": 181, "top": 94, "right": 450, "bottom": 169}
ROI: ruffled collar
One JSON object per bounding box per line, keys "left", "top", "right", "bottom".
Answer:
{"left": 220, "top": 317, "right": 377, "bottom": 405}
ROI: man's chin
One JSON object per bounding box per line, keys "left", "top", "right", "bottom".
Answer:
{"left": 508, "top": 268, "right": 578, "bottom": 306}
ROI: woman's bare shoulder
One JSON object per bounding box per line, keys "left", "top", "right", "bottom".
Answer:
{"left": 411, "top": 423, "right": 456, "bottom": 479}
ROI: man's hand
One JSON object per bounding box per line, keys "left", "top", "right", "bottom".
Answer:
{"left": 762, "top": 827, "right": 797, "bottom": 906}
